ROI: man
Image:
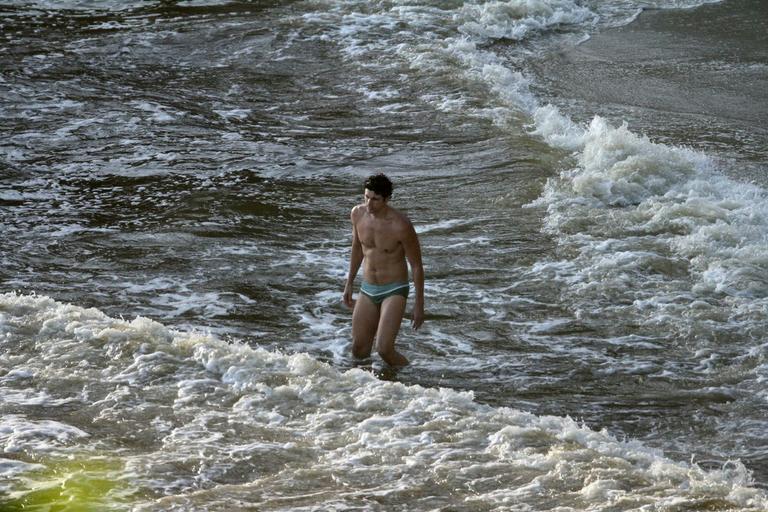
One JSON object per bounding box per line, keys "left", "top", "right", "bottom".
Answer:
{"left": 343, "top": 173, "right": 424, "bottom": 367}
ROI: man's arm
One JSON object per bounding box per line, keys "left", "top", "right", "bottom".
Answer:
{"left": 402, "top": 219, "right": 424, "bottom": 330}
{"left": 343, "top": 207, "right": 363, "bottom": 309}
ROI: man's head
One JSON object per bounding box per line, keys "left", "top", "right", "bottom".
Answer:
{"left": 364, "top": 173, "right": 393, "bottom": 200}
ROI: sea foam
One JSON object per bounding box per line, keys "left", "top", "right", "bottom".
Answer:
{"left": 1, "top": 292, "right": 767, "bottom": 510}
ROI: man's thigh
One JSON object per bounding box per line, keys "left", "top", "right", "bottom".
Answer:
{"left": 351, "top": 294, "right": 379, "bottom": 357}
{"left": 375, "top": 295, "right": 407, "bottom": 353}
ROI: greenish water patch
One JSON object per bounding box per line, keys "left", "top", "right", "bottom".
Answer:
{"left": 1, "top": 455, "right": 135, "bottom": 512}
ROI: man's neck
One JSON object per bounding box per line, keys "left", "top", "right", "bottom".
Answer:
{"left": 370, "top": 204, "right": 390, "bottom": 219}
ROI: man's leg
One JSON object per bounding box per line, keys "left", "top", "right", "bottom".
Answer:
{"left": 375, "top": 295, "right": 409, "bottom": 367}
{"left": 351, "top": 294, "right": 379, "bottom": 359}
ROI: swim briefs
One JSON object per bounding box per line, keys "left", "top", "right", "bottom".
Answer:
{"left": 360, "top": 281, "right": 409, "bottom": 305}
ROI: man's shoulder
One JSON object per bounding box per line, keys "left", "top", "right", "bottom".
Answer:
{"left": 390, "top": 208, "right": 415, "bottom": 231}
{"left": 350, "top": 204, "right": 365, "bottom": 220}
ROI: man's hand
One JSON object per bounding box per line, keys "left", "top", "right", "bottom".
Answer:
{"left": 411, "top": 302, "right": 424, "bottom": 330}
{"left": 343, "top": 285, "right": 355, "bottom": 309}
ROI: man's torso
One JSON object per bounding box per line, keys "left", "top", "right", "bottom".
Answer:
{"left": 354, "top": 205, "right": 409, "bottom": 284}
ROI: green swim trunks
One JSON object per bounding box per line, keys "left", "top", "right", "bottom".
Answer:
{"left": 360, "top": 281, "right": 409, "bottom": 305}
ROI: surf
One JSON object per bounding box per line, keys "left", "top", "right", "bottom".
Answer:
{"left": 1, "top": 292, "right": 766, "bottom": 509}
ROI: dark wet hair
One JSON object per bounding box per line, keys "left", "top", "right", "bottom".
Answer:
{"left": 364, "top": 173, "right": 393, "bottom": 199}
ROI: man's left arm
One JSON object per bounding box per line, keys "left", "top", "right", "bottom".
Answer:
{"left": 403, "top": 221, "right": 424, "bottom": 330}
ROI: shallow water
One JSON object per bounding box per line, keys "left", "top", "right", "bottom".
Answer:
{"left": 1, "top": 0, "right": 767, "bottom": 509}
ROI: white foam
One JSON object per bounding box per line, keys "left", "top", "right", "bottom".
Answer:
{"left": 589, "top": 0, "right": 725, "bottom": 29}
{"left": 0, "top": 457, "right": 46, "bottom": 494}
{"left": 213, "top": 108, "right": 251, "bottom": 120}
{"left": 440, "top": 236, "right": 491, "bottom": 250}
{"left": 356, "top": 85, "right": 400, "bottom": 101}
{"left": 528, "top": 113, "right": 768, "bottom": 325}
{"left": 0, "top": 191, "right": 23, "bottom": 205}
{"left": 2, "top": 292, "right": 766, "bottom": 510}
{"left": 131, "top": 101, "right": 179, "bottom": 123}
{"left": 2, "top": 368, "right": 35, "bottom": 380}
{"left": 300, "top": 0, "right": 544, "bottom": 122}
{"left": 0, "top": 388, "right": 80, "bottom": 407}
{"left": 415, "top": 218, "right": 478, "bottom": 234}
{"left": 1, "top": 415, "right": 90, "bottom": 453}
{"left": 0, "top": 457, "right": 45, "bottom": 478}
{"left": 9, "top": 0, "right": 147, "bottom": 10}
{"left": 458, "top": 0, "right": 596, "bottom": 42}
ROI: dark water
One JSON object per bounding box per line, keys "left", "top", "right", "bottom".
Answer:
{"left": 1, "top": 0, "right": 767, "bottom": 509}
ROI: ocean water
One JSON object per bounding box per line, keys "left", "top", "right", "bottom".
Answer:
{"left": 1, "top": 0, "right": 767, "bottom": 510}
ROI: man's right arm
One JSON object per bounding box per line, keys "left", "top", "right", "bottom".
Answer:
{"left": 343, "top": 207, "right": 363, "bottom": 309}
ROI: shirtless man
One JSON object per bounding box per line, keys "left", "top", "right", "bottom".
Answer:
{"left": 343, "top": 173, "right": 424, "bottom": 366}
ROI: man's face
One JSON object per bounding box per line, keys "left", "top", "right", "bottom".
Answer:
{"left": 364, "top": 188, "right": 387, "bottom": 213}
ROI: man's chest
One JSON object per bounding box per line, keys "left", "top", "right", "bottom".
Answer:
{"left": 357, "top": 220, "right": 401, "bottom": 252}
